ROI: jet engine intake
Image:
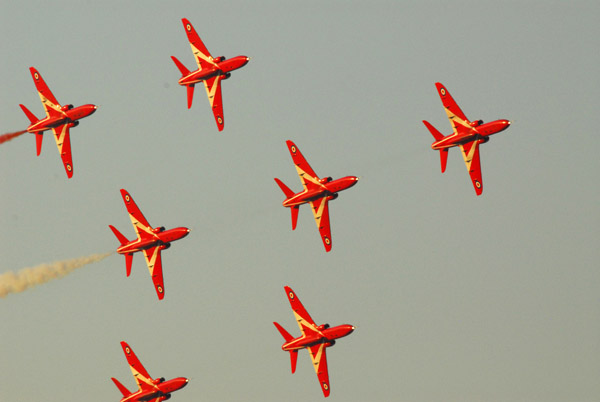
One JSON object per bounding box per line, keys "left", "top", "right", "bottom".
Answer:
{"left": 318, "top": 323, "right": 330, "bottom": 330}
{"left": 161, "top": 243, "right": 171, "bottom": 250}
{"left": 222, "top": 72, "right": 232, "bottom": 80}
{"left": 69, "top": 121, "right": 79, "bottom": 128}
{"left": 469, "top": 119, "right": 484, "bottom": 127}
{"left": 329, "top": 193, "right": 339, "bottom": 201}
{"left": 319, "top": 177, "right": 333, "bottom": 184}
{"left": 61, "top": 104, "right": 74, "bottom": 111}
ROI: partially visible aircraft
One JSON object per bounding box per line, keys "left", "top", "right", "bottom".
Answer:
{"left": 273, "top": 286, "right": 354, "bottom": 398}
{"left": 111, "top": 341, "right": 189, "bottom": 402}
{"left": 274, "top": 140, "right": 358, "bottom": 252}
{"left": 109, "top": 189, "right": 190, "bottom": 300}
{"left": 19, "top": 67, "right": 97, "bottom": 178}
{"left": 171, "top": 17, "right": 250, "bottom": 131}
{"left": 423, "top": 82, "right": 510, "bottom": 195}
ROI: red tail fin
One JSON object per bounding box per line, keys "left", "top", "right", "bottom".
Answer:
{"left": 439, "top": 149, "right": 449, "bottom": 173}
{"left": 170, "top": 56, "right": 191, "bottom": 76}
{"left": 273, "top": 322, "right": 293, "bottom": 342}
{"left": 423, "top": 120, "right": 445, "bottom": 142}
{"left": 19, "top": 104, "right": 39, "bottom": 124}
{"left": 109, "top": 225, "right": 133, "bottom": 276}
{"left": 35, "top": 133, "right": 43, "bottom": 156}
{"left": 186, "top": 84, "right": 195, "bottom": 109}
{"left": 273, "top": 322, "right": 298, "bottom": 373}
{"left": 290, "top": 206, "right": 299, "bottom": 230}
{"left": 274, "top": 178, "right": 295, "bottom": 198}
{"left": 111, "top": 377, "right": 132, "bottom": 397}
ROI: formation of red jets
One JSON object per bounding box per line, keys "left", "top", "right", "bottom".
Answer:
{"left": 13, "top": 16, "right": 511, "bottom": 400}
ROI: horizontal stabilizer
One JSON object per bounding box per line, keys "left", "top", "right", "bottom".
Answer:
{"left": 273, "top": 322, "right": 294, "bottom": 342}
{"left": 291, "top": 206, "right": 299, "bottom": 231}
{"left": 109, "top": 225, "right": 129, "bottom": 245}
{"left": 35, "top": 133, "right": 43, "bottom": 156}
{"left": 423, "top": 120, "right": 445, "bottom": 142}
{"left": 289, "top": 350, "right": 298, "bottom": 374}
{"left": 274, "top": 178, "right": 295, "bottom": 199}
{"left": 170, "top": 56, "right": 191, "bottom": 76}
{"left": 111, "top": 377, "right": 131, "bottom": 397}
{"left": 19, "top": 104, "right": 39, "bottom": 124}
{"left": 439, "top": 149, "right": 449, "bottom": 173}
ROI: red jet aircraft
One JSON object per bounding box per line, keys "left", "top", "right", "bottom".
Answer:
{"left": 171, "top": 17, "right": 250, "bottom": 131}
{"left": 423, "top": 82, "right": 510, "bottom": 195}
{"left": 19, "top": 67, "right": 97, "bottom": 178}
{"left": 111, "top": 341, "right": 189, "bottom": 402}
{"left": 274, "top": 140, "right": 358, "bottom": 252}
{"left": 109, "top": 189, "right": 190, "bottom": 300}
{"left": 274, "top": 286, "right": 354, "bottom": 398}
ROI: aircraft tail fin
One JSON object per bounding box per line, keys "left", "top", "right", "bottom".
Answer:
{"left": 109, "top": 225, "right": 129, "bottom": 245}
{"left": 170, "top": 55, "right": 191, "bottom": 76}
{"left": 439, "top": 149, "right": 449, "bottom": 173}
{"left": 20, "top": 104, "right": 43, "bottom": 155}
{"left": 423, "top": 120, "right": 445, "bottom": 142}
{"left": 109, "top": 225, "right": 133, "bottom": 276}
{"left": 111, "top": 377, "right": 132, "bottom": 397}
{"left": 186, "top": 84, "right": 195, "bottom": 109}
{"left": 274, "top": 178, "right": 295, "bottom": 198}
{"left": 273, "top": 322, "right": 298, "bottom": 373}
{"left": 19, "top": 104, "right": 39, "bottom": 124}
{"left": 273, "top": 322, "right": 294, "bottom": 342}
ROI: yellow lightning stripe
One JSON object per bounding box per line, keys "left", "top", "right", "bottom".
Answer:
{"left": 37, "top": 93, "right": 66, "bottom": 119}
{"left": 443, "top": 105, "right": 470, "bottom": 135}
{"left": 128, "top": 213, "right": 156, "bottom": 240}
{"left": 190, "top": 44, "right": 218, "bottom": 70}
{"left": 309, "top": 199, "right": 327, "bottom": 230}
{"left": 129, "top": 366, "right": 158, "bottom": 391}
{"left": 143, "top": 247, "right": 160, "bottom": 277}
{"left": 294, "top": 166, "right": 324, "bottom": 191}
{"left": 292, "top": 310, "right": 323, "bottom": 337}
{"left": 203, "top": 76, "right": 221, "bottom": 107}
{"left": 52, "top": 124, "right": 68, "bottom": 154}
{"left": 459, "top": 142, "right": 478, "bottom": 171}
{"left": 309, "top": 343, "right": 325, "bottom": 374}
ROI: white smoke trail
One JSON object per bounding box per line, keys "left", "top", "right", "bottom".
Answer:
{"left": 0, "top": 252, "right": 112, "bottom": 298}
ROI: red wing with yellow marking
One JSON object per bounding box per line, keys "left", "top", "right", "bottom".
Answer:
{"left": 29, "top": 67, "right": 62, "bottom": 118}
{"left": 120, "top": 341, "right": 155, "bottom": 393}
{"left": 459, "top": 140, "right": 483, "bottom": 195}
{"left": 142, "top": 246, "right": 165, "bottom": 300}
{"left": 51, "top": 124, "right": 74, "bottom": 178}
{"left": 286, "top": 140, "right": 321, "bottom": 191}
{"left": 203, "top": 76, "right": 224, "bottom": 131}
{"left": 435, "top": 82, "right": 470, "bottom": 135}
{"left": 308, "top": 343, "right": 331, "bottom": 397}
{"left": 284, "top": 286, "right": 318, "bottom": 336}
{"left": 120, "top": 189, "right": 155, "bottom": 241}
{"left": 309, "top": 198, "right": 332, "bottom": 252}
{"left": 181, "top": 18, "right": 217, "bottom": 71}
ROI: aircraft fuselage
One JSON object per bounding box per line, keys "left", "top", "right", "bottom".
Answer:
{"left": 281, "top": 324, "right": 354, "bottom": 351}
{"left": 282, "top": 176, "right": 359, "bottom": 208}
{"left": 26, "top": 104, "right": 97, "bottom": 133}
{"left": 177, "top": 56, "right": 250, "bottom": 86}
{"left": 116, "top": 227, "right": 190, "bottom": 255}
{"left": 431, "top": 119, "right": 510, "bottom": 150}
{"left": 121, "top": 377, "right": 188, "bottom": 402}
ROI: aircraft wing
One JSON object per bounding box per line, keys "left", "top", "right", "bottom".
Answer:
{"left": 181, "top": 18, "right": 218, "bottom": 71}
{"left": 120, "top": 189, "right": 155, "bottom": 241}
{"left": 435, "top": 82, "right": 470, "bottom": 136}
{"left": 120, "top": 341, "right": 156, "bottom": 393}
{"left": 459, "top": 140, "right": 483, "bottom": 196}
{"left": 51, "top": 124, "right": 74, "bottom": 178}
{"left": 308, "top": 343, "right": 331, "bottom": 397}
{"left": 29, "top": 67, "right": 63, "bottom": 118}
{"left": 284, "top": 286, "right": 319, "bottom": 337}
{"left": 286, "top": 140, "right": 321, "bottom": 191}
{"left": 143, "top": 246, "right": 165, "bottom": 300}
{"left": 202, "top": 75, "right": 225, "bottom": 131}
{"left": 309, "top": 197, "right": 332, "bottom": 252}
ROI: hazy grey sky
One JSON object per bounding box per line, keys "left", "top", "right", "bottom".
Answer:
{"left": 1, "top": 1, "right": 599, "bottom": 401}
